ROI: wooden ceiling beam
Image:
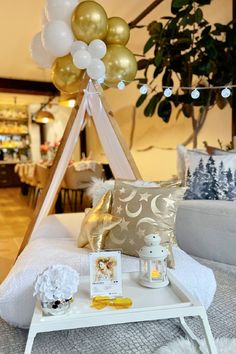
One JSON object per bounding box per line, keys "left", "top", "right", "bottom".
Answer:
{"left": 0, "top": 78, "right": 59, "bottom": 96}
{"left": 129, "top": 0, "right": 164, "bottom": 28}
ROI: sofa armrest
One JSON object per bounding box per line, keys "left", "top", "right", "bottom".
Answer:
{"left": 175, "top": 200, "right": 236, "bottom": 266}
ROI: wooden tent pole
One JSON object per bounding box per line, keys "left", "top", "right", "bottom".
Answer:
{"left": 93, "top": 82, "right": 141, "bottom": 180}
{"left": 17, "top": 79, "right": 89, "bottom": 256}
{"left": 17, "top": 80, "right": 142, "bottom": 257}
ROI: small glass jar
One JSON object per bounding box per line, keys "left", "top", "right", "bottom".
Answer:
{"left": 138, "top": 234, "right": 169, "bottom": 288}
{"left": 41, "top": 298, "right": 72, "bottom": 316}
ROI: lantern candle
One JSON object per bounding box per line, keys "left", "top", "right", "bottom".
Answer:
{"left": 138, "top": 234, "right": 169, "bottom": 288}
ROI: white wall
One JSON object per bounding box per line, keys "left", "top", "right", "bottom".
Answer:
{"left": 86, "top": 0, "right": 232, "bottom": 181}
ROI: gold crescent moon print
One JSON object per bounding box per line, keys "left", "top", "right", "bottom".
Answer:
{"left": 105, "top": 181, "right": 186, "bottom": 268}
{"left": 125, "top": 203, "right": 143, "bottom": 218}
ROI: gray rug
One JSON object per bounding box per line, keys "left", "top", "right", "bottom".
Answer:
{"left": 0, "top": 258, "right": 235, "bottom": 354}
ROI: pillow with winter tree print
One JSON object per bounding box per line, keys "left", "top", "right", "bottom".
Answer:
{"left": 184, "top": 151, "right": 236, "bottom": 200}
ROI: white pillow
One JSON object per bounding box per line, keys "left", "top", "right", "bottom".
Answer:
{"left": 185, "top": 150, "right": 236, "bottom": 200}
{"left": 88, "top": 178, "right": 160, "bottom": 207}
{"left": 0, "top": 213, "right": 216, "bottom": 328}
{"left": 176, "top": 144, "right": 207, "bottom": 185}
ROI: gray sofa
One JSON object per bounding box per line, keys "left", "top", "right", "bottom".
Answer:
{"left": 176, "top": 200, "right": 236, "bottom": 266}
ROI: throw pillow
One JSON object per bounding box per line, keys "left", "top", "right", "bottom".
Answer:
{"left": 77, "top": 191, "right": 121, "bottom": 251}
{"left": 176, "top": 144, "right": 208, "bottom": 185}
{"left": 184, "top": 150, "right": 236, "bottom": 200}
{"left": 105, "top": 181, "right": 185, "bottom": 268}
{"left": 88, "top": 178, "right": 180, "bottom": 208}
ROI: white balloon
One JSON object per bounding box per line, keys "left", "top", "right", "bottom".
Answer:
{"left": 41, "top": 8, "right": 48, "bottom": 27}
{"left": 42, "top": 21, "right": 74, "bottom": 57}
{"left": 70, "top": 41, "right": 87, "bottom": 56}
{"left": 87, "top": 59, "right": 106, "bottom": 80}
{"left": 88, "top": 39, "right": 107, "bottom": 59}
{"left": 30, "top": 32, "right": 55, "bottom": 68}
{"left": 45, "top": 0, "right": 78, "bottom": 23}
{"left": 73, "top": 49, "right": 91, "bottom": 69}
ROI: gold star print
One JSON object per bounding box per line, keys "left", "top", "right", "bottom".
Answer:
{"left": 78, "top": 191, "right": 121, "bottom": 251}
{"left": 163, "top": 195, "right": 176, "bottom": 209}
{"left": 116, "top": 205, "right": 123, "bottom": 214}
{"left": 139, "top": 192, "right": 152, "bottom": 202}
{"left": 119, "top": 218, "right": 130, "bottom": 232}
{"left": 137, "top": 228, "right": 146, "bottom": 238}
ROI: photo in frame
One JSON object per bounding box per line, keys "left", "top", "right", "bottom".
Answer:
{"left": 89, "top": 251, "right": 122, "bottom": 298}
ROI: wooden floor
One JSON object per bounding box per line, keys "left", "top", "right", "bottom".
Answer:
{"left": 0, "top": 187, "right": 90, "bottom": 284}
{"left": 0, "top": 187, "right": 33, "bottom": 283}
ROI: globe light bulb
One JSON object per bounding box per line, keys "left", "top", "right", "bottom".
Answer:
{"left": 221, "top": 87, "right": 231, "bottom": 98}
{"left": 117, "top": 81, "right": 125, "bottom": 90}
{"left": 140, "top": 84, "right": 148, "bottom": 95}
{"left": 164, "top": 87, "right": 172, "bottom": 97}
{"left": 97, "top": 77, "right": 105, "bottom": 84}
{"left": 191, "top": 89, "right": 200, "bottom": 99}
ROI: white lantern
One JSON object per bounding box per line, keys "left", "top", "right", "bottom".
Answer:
{"left": 138, "top": 234, "right": 169, "bottom": 288}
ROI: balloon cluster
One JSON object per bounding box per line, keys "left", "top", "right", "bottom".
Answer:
{"left": 30, "top": 0, "right": 137, "bottom": 94}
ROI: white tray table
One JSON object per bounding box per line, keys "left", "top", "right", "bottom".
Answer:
{"left": 25, "top": 271, "right": 217, "bottom": 354}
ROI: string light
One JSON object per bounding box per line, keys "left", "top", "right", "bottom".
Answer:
{"left": 191, "top": 89, "right": 200, "bottom": 99}
{"left": 117, "top": 81, "right": 125, "bottom": 90}
{"left": 221, "top": 87, "right": 231, "bottom": 98}
{"left": 163, "top": 87, "right": 172, "bottom": 97}
{"left": 95, "top": 76, "right": 235, "bottom": 99}
{"left": 97, "top": 77, "right": 105, "bottom": 84}
{"left": 139, "top": 84, "right": 148, "bottom": 94}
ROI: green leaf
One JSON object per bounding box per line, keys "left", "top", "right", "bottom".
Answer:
{"left": 179, "top": 15, "right": 189, "bottom": 28}
{"left": 195, "top": 8, "right": 203, "bottom": 23}
{"left": 201, "top": 25, "right": 211, "bottom": 37}
{"left": 157, "top": 100, "right": 172, "bottom": 122}
{"left": 154, "top": 51, "right": 163, "bottom": 67}
{"left": 137, "top": 59, "right": 150, "bottom": 70}
{"left": 214, "top": 23, "right": 227, "bottom": 33}
{"left": 162, "top": 68, "right": 174, "bottom": 87}
{"left": 161, "top": 16, "right": 174, "bottom": 20}
{"left": 182, "top": 103, "right": 193, "bottom": 117}
{"left": 153, "top": 66, "right": 163, "bottom": 78}
{"left": 144, "top": 37, "right": 156, "bottom": 54}
{"left": 216, "top": 92, "right": 228, "bottom": 110}
{"left": 144, "top": 93, "right": 163, "bottom": 117}
{"left": 147, "top": 21, "right": 163, "bottom": 36}
{"left": 136, "top": 94, "right": 148, "bottom": 108}
{"left": 195, "top": 0, "right": 211, "bottom": 4}
{"left": 172, "top": 0, "right": 192, "bottom": 9}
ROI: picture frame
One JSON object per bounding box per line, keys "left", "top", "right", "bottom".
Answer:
{"left": 89, "top": 251, "right": 122, "bottom": 298}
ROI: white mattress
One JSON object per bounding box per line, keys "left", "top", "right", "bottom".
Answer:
{"left": 0, "top": 213, "right": 216, "bottom": 328}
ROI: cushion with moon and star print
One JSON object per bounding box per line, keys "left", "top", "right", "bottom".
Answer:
{"left": 105, "top": 180, "right": 186, "bottom": 268}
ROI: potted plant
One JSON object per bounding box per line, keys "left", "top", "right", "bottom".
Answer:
{"left": 136, "top": 0, "right": 236, "bottom": 147}
{"left": 34, "top": 264, "right": 80, "bottom": 316}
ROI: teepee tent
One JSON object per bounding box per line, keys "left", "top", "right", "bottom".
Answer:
{"left": 18, "top": 79, "right": 141, "bottom": 255}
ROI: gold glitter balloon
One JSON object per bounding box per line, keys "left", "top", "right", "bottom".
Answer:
{"left": 71, "top": 1, "right": 108, "bottom": 44}
{"left": 78, "top": 191, "right": 121, "bottom": 251}
{"left": 102, "top": 45, "right": 137, "bottom": 87}
{"left": 51, "top": 54, "right": 88, "bottom": 94}
{"left": 105, "top": 17, "right": 130, "bottom": 46}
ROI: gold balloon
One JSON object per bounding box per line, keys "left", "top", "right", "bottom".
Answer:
{"left": 102, "top": 45, "right": 137, "bottom": 87}
{"left": 105, "top": 17, "right": 130, "bottom": 46}
{"left": 77, "top": 191, "right": 121, "bottom": 251}
{"left": 71, "top": 1, "right": 108, "bottom": 44}
{"left": 51, "top": 54, "right": 87, "bottom": 94}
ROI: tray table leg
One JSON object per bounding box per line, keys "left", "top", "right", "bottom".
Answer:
{"left": 179, "top": 317, "right": 205, "bottom": 352}
{"left": 24, "top": 329, "right": 36, "bottom": 354}
{"left": 200, "top": 313, "right": 218, "bottom": 354}
{"left": 179, "top": 316, "right": 217, "bottom": 354}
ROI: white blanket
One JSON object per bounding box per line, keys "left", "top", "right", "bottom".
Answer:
{"left": 0, "top": 213, "right": 216, "bottom": 328}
